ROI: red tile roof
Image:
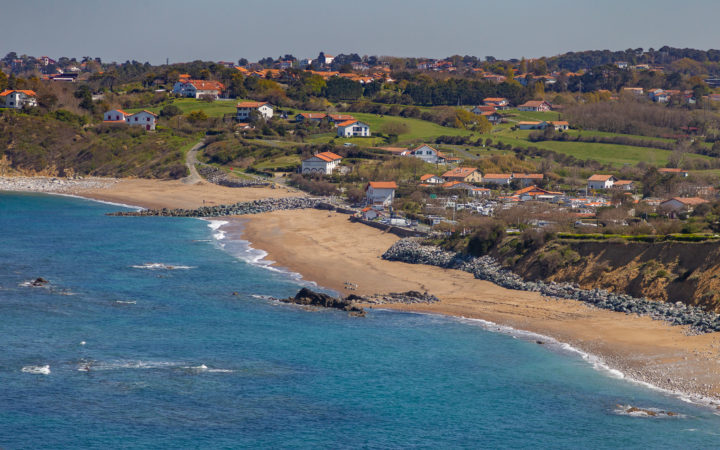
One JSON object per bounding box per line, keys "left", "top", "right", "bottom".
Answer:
{"left": 336, "top": 120, "right": 359, "bottom": 127}
{"left": 0, "top": 89, "right": 37, "bottom": 97}
{"left": 237, "top": 101, "right": 270, "bottom": 108}
{"left": 664, "top": 197, "right": 708, "bottom": 206}
{"left": 313, "top": 151, "right": 342, "bottom": 162}
{"left": 442, "top": 167, "right": 478, "bottom": 178}
{"left": 368, "top": 181, "right": 397, "bottom": 189}
{"left": 588, "top": 174, "right": 614, "bottom": 181}
{"left": 484, "top": 173, "right": 512, "bottom": 179}
{"left": 188, "top": 80, "right": 224, "bottom": 91}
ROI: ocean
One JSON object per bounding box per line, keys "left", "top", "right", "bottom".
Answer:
{"left": 2, "top": 192, "right": 720, "bottom": 449}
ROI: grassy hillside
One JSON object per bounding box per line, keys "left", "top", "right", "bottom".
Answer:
{"left": 0, "top": 111, "right": 195, "bottom": 178}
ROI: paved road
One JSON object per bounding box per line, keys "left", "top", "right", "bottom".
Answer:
{"left": 182, "top": 139, "right": 206, "bottom": 185}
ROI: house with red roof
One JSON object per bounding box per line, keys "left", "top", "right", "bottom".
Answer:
{"left": 442, "top": 167, "right": 482, "bottom": 183}
{"left": 301, "top": 152, "right": 342, "bottom": 175}
{"left": 483, "top": 97, "right": 510, "bottom": 109}
{"left": 410, "top": 144, "right": 447, "bottom": 164}
{"left": 236, "top": 101, "right": 274, "bottom": 120}
{"left": 515, "top": 185, "right": 563, "bottom": 201}
{"left": 419, "top": 174, "right": 444, "bottom": 185}
{"left": 366, "top": 181, "right": 397, "bottom": 206}
{"left": 295, "top": 112, "right": 327, "bottom": 123}
{"left": 103, "top": 109, "right": 157, "bottom": 130}
{"left": 587, "top": 174, "right": 616, "bottom": 190}
{"left": 327, "top": 114, "right": 356, "bottom": 124}
{"left": 337, "top": 120, "right": 370, "bottom": 137}
{"left": 0, "top": 90, "right": 37, "bottom": 109}
{"left": 483, "top": 173, "right": 513, "bottom": 185}
{"left": 173, "top": 80, "right": 225, "bottom": 99}
{"left": 658, "top": 168, "right": 689, "bottom": 177}
{"left": 659, "top": 197, "right": 708, "bottom": 216}
{"left": 512, "top": 173, "right": 544, "bottom": 187}
{"left": 517, "top": 100, "right": 551, "bottom": 112}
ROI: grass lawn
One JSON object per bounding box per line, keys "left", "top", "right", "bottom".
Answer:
{"left": 127, "top": 98, "right": 245, "bottom": 118}
{"left": 501, "top": 109, "right": 560, "bottom": 122}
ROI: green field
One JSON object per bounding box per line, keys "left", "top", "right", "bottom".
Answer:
{"left": 127, "top": 98, "right": 243, "bottom": 117}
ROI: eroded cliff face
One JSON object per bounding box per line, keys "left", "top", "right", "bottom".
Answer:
{"left": 508, "top": 241, "right": 720, "bottom": 312}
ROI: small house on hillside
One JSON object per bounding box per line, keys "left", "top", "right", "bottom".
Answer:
{"left": 659, "top": 197, "right": 708, "bottom": 216}
{"left": 442, "top": 167, "right": 483, "bottom": 183}
{"left": 471, "top": 105, "right": 496, "bottom": 115}
{"left": 103, "top": 109, "right": 157, "bottom": 130}
{"left": 0, "top": 90, "right": 37, "bottom": 109}
{"left": 613, "top": 180, "right": 635, "bottom": 191}
{"left": 483, "top": 173, "right": 512, "bottom": 185}
{"left": 512, "top": 173, "right": 544, "bottom": 187}
{"left": 327, "top": 114, "right": 356, "bottom": 124}
{"left": 517, "top": 121, "right": 547, "bottom": 130}
{"left": 366, "top": 181, "right": 397, "bottom": 206}
{"left": 410, "top": 144, "right": 446, "bottom": 164}
{"left": 483, "top": 97, "right": 510, "bottom": 109}
{"left": 337, "top": 120, "right": 370, "bottom": 137}
{"left": 658, "top": 168, "right": 689, "bottom": 177}
{"left": 587, "top": 174, "right": 616, "bottom": 190}
{"left": 515, "top": 185, "right": 563, "bottom": 202}
{"left": 173, "top": 80, "right": 225, "bottom": 99}
{"left": 296, "top": 113, "right": 327, "bottom": 123}
{"left": 550, "top": 121, "right": 569, "bottom": 131}
{"left": 517, "top": 100, "right": 551, "bottom": 112}
{"left": 236, "top": 102, "right": 274, "bottom": 120}
{"left": 301, "top": 151, "right": 342, "bottom": 175}
{"left": 419, "top": 174, "right": 444, "bottom": 185}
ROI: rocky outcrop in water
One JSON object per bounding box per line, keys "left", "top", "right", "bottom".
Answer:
{"left": 382, "top": 239, "right": 720, "bottom": 334}
{"left": 108, "top": 197, "right": 319, "bottom": 217}
{"left": 196, "top": 166, "right": 270, "bottom": 188}
{"left": 281, "top": 288, "right": 366, "bottom": 316}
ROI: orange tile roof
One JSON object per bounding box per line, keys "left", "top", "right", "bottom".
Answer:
{"left": 658, "top": 168, "right": 687, "bottom": 173}
{"left": 368, "top": 181, "right": 398, "bottom": 189}
{"left": 512, "top": 173, "right": 544, "bottom": 179}
{"left": 484, "top": 173, "right": 512, "bottom": 179}
{"left": 442, "top": 181, "right": 466, "bottom": 188}
{"left": 442, "top": 167, "right": 477, "bottom": 178}
{"left": 299, "top": 113, "right": 326, "bottom": 119}
{"left": 420, "top": 174, "right": 441, "bottom": 181}
{"left": 236, "top": 101, "right": 270, "bottom": 108}
{"left": 614, "top": 180, "right": 634, "bottom": 186}
{"left": 313, "top": 151, "right": 342, "bottom": 162}
{"left": 484, "top": 97, "right": 507, "bottom": 102}
{"left": 664, "top": 197, "right": 708, "bottom": 206}
{"left": 0, "top": 89, "right": 37, "bottom": 97}
{"left": 588, "top": 174, "right": 614, "bottom": 181}
{"left": 328, "top": 114, "right": 355, "bottom": 121}
{"left": 336, "top": 120, "right": 359, "bottom": 127}
{"left": 188, "top": 80, "right": 224, "bottom": 91}
{"left": 517, "top": 121, "right": 542, "bottom": 125}
{"left": 519, "top": 100, "right": 549, "bottom": 107}
{"left": 550, "top": 121, "right": 569, "bottom": 126}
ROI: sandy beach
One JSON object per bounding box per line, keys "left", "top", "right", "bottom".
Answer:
{"left": 5, "top": 176, "right": 720, "bottom": 404}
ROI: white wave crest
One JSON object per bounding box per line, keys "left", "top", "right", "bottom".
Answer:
{"left": 22, "top": 365, "right": 50, "bottom": 375}
{"left": 131, "top": 263, "right": 195, "bottom": 270}
{"left": 185, "top": 364, "right": 234, "bottom": 373}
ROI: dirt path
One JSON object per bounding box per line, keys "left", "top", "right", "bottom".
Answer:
{"left": 182, "top": 139, "right": 206, "bottom": 185}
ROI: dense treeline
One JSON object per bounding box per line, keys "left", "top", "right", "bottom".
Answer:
{"left": 562, "top": 100, "right": 694, "bottom": 136}
{"left": 397, "top": 76, "right": 528, "bottom": 106}
{"left": 547, "top": 46, "right": 720, "bottom": 73}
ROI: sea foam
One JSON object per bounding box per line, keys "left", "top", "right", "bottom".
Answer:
{"left": 22, "top": 365, "right": 50, "bottom": 375}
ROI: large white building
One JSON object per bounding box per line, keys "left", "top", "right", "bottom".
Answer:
{"left": 336, "top": 120, "right": 370, "bottom": 137}
{"left": 103, "top": 109, "right": 158, "bottom": 130}
{"left": 366, "top": 181, "right": 397, "bottom": 206}
{"left": 236, "top": 102, "right": 274, "bottom": 121}
{"left": 0, "top": 90, "right": 37, "bottom": 109}
{"left": 410, "top": 144, "right": 444, "bottom": 164}
{"left": 173, "top": 80, "right": 225, "bottom": 99}
{"left": 301, "top": 151, "right": 342, "bottom": 175}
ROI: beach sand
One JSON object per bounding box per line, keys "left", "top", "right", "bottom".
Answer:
{"left": 21, "top": 177, "right": 720, "bottom": 404}
{"left": 239, "top": 208, "right": 720, "bottom": 402}
{"left": 73, "top": 178, "right": 305, "bottom": 210}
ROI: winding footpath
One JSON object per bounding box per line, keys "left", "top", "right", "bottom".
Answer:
{"left": 182, "top": 139, "right": 206, "bottom": 185}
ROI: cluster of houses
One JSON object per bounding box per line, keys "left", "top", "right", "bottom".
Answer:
{"left": 0, "top": 89, "right": 37, "bottom": 109}
{"left": 173, "top": 77, "right": 225, "bottom": 99}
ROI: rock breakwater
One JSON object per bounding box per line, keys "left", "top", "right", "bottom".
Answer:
{"left": 382, "top": 239, "right": 720, "bottom": 334}
{"left": 108, "top": 197, "right": 319, "bottom": 217}
{"left": 348, "top": 291, "right": 440, "bottom": 305}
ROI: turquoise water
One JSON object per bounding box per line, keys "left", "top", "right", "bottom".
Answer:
{"left": 2, "top": 192, "right": 720, "bottom": 448}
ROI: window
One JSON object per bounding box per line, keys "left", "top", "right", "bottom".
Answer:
{"left": 135, "top": 117, "right": 138, "bottom": 121}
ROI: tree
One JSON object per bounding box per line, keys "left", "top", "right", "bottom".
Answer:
{"left": 74, "top": 85, "right": 94, "bottom": 111}
{"left": 186, "top": 110, "right": 208, "bottom": 123}
{"left": 228, "top": 73, "right": 247, "bottom": 98}
{"left": 0, "top": 71, "right": 7, "bottom": 91}
{"left": 237, "top": 58, "right": 248, "bottom": 66}
{"left": 160, "top": 104, "right": 182, "bottom": 117}
{"left": 324, "top": 77, "right": 362, "bottom": 100}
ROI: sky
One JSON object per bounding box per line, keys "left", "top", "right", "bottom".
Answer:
{"left": 2, "top": 0, "right": 719, "bottom": 64}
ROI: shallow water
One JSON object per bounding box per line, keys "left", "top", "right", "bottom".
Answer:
{"left": 2, "top": 191, "right": 720, "bottom": 448}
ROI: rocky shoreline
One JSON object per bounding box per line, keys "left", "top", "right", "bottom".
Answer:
{"left": 382, "top": 239, "right": 720, "bottom": 334}
{"left": 0, "top": 176, "right": 117, "bottom": 193}
{"left": 108, "top": 197, "right": 320, "bottom": 217}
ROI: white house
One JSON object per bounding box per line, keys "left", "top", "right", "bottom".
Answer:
{"left": 550, "top": 121, "right": 569, "bottom": 131}
{"left": 295, "top": 113, "right": 327, "bottom": 123}
{"left": 366, "top": 181, "right": 397, "bottom": 206}
{"left": 236, "top": 102, "right": 274, "bottom": 120}
{"left": 301, "top": 151, "right": 342, "bottom": 175}
{"left": 410, "top": 144, "right": 444, "bottom": 164}
{"left": 483, "top": 174, "right": 513, "bottom": 185}
{"left": 587, "top": 174, "right": 616, "bottom": 190}
{"left": 483, "top": 97, "right": 510, "bottom": 109}
{"left": 127, "top": 110, "right": 158, "bottom": 130}
{"left": 613, "top": 180, "right": 635, "bottom": 191}
{"left": 173, "top": 80, "right": 225, "bottom": 99}
{"left": 517, "top": 100, "right": 551, "bottom": 112}
{"left": 103, "top": 109, "right": 129, "bottom": 123}
{"left": 0, "top": 90, "right": 37, "bottom": 108}
{"left": 337, "top": 120, "right": 370, "bottom": 137}
{"left": 419, "top": 174, "right": 444, "bottom": 185}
